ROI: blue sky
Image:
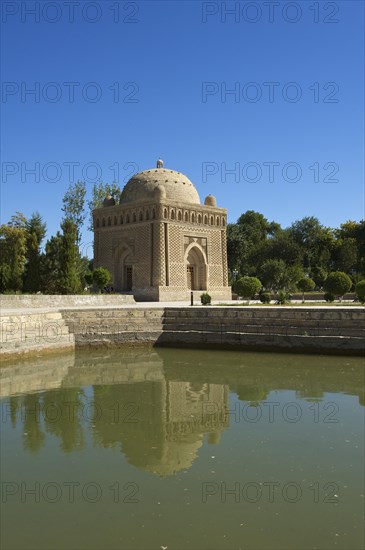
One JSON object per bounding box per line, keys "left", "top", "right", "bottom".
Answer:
{"left": 1, "top": 0, "right": 364, "bottom": 251}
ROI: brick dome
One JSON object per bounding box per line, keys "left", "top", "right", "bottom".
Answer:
{"left": 120, "top": 168, "right": 201, "bottom": 205}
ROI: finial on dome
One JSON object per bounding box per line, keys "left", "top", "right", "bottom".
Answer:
{"left": 156, "top": 158, "right": 164, "bottom": 168}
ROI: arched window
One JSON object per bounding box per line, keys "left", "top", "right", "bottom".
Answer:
{"left": 114, "top": 216, "right": 117, "bottom": 225}
{"left": 178, "top": 210, "right": 182, "bottom": 221}
{"left": 198, "top": 214, "right": 202, "bottom": 224}
{"left": 191, "top": 212, "right": 195, "bottom": 223}
{"left": 146, "top": 210, "right": 150, "bottom": 221}
{"left": 184, "top": 211, "right": 189, "bottom": 222}
{"left": 216, "top": 216, "right": 220, "bottom": 226}
{"left": 210, "top": 216, "right": 214, "bottom": 225}
{"left": 139, "top": 211, "right": 143, "bottom": 222}
{"left": 102, "top": 218, "right": 105, "bottom": 227}
{"left": 171, "top": 210, "right": 175, "bottom": 220}
{"left": 204, "top": 215, "right": 208, "bottom": 225}
{"left": 126, "top": 214, "right": 130, "bottom": 224}
{"left": 164, "top": 208, "right": 168, "bottom": 219}
{"left": 222, "top": 217, "right": 226, "bottom": 226}
{"left": 120, "top": 215, "right": 124, "bottom": 224}
{"left": 108, "top": 217, "right": 111, "bottom": 226}
{"left": 132, "top": 213, "right": 136, "bottom": 222}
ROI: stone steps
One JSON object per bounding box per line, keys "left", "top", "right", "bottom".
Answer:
{"left": 159, "top": 331, "right": 364, "bottom": 352}
{"left": 62, "top": 309, "right": 164, "bottom": 346}
{"left": 161, "top": 322, "right": 363, "bottom": 338}
{"left": 163, "top": 309, "right": 364, "bottom": 321}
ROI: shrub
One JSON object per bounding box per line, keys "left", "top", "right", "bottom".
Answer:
{"left": 355, "top": 279, "right": 365, "bottom": 303}
{"left": 324, "top": 271, "right": 352, "bottom": 299}
{"left": 297, "top": 277, "right": 316, "bottom": 302}
{"left": 236, "top": 276, "right": 262, "bottom": 302}
{"left": 259, "top": 292, "right": 271, "bottom": 304}
{"left": 324, "top": 292, "right": 335, "bottom": 303}
{"left": 276, "top": 291, "right": 288, "bottom": 305}
{"left": 92, "top": 267, "right": 112, "bottom": 292}
{"left": 201, "top": 292, "right": 211, "bottom": 305}
{"left": 84, "top": 271, "right": 93, "bottom": 286}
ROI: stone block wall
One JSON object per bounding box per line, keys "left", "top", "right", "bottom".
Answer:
{"left": 0, "top": 311, "right": 75, "bottom": 358}
{"left": 1, "top": 306, "right": 364, "bottom": 358}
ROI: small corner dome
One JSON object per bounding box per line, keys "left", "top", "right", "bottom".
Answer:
{"left": 120, "top": 168, "right": 200, "bottom": 205}
{"left": 103, "top": 195, "right": 115, "bottom": 207}
{"left": 204, "top": 194, "right": 217, "bottom": 207}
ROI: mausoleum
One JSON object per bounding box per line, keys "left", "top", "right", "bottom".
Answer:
{"left": 93, "top": 160, "right": 231, "bottom": 301}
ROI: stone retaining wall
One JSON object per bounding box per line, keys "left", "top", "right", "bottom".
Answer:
{"left": 1, "top": 306, "right": 364, "bottom": 358}
{"left": 63, "top": 307, "right": 364, "bottom": 355}
{"left": 159, "top": 307, "right": 364, "bottom": 354}
{"left": 61, "top": 308, "right": 164, "bottom": 347}
{"left": 0, "top": 311, "right": 74, "bottom": 358}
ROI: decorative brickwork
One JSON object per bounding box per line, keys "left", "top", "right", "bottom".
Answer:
{"left": 93, "top": 164, "right": 231, "bottom": 301}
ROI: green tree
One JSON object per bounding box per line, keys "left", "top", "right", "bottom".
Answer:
{"left": 297, "top": 277, "right": 316, "bottom": 302}
{"left": 0, "top": 264, "right": 11, "bottom": 292}
{"left": 58, "top": 219, "right": 83, "bottom": 294}
{"left": 226, "top": 223, "right": 245, "bottom": 273}
{"left": 23, "top": 212, "right": 47, "bottom": 292}
{"left": 324, "top": 271, "right": 352, "bottom": 299}
{"left": 236, "top": 276, "right": 262, "bottom": 303}
{"left": 62, "top": 181, "right": 87, "bottom": 243}
{"left": 259, "top": 259, "right": 286, "bottom": 291}
{"left": 87, "top": 182, "right": 121, "bottom": 231}
{"left": 310, "top": 266, "right": 327, "bottom": 289}
{"left": 0, "top": 213, "right": 28, "bottom": 291}
{"left": 281, "top": 264, "right": 305, "bottom": 292}
{"left": 41, "top": 232, "right": 62, "bottom": 293}
{"left": 332, "top": 238, "right": 358, "bottom": 274}
{"left": 355, "top": 280, "right": 365, "bottom": 303}
{"left": 289, "top": 216, "right": 334, "bottom": 273}
{"left": 92, "top": 267, "right": 112, "bottom": 292}
{"left": 227, "top": 211, "right": 280, "bottom": 275}
{"left": 264, "top": 229, "right": 303, "bottom": 267}
{"left": 336, "top": 220, "right": 365, "bottom": 275}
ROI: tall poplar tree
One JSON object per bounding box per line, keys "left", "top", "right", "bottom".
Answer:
{"left": 23, "top": 212, "right": 47, "bottom": 292}
{"left": 58, "top": 218, "right": 82, "bottom": 294}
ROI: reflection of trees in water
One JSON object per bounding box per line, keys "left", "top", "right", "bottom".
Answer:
{"left": 22, "top": 394, "right": 45, "bottom": 453}
{"left": 9, "top": 396, "right": 19, "bottom": 429}
{"left": 236, "top": 386, "right": 268, "bottom": 403}
{"left": 2, "top": 348, "right": 363, "bottom": 468}
{"left": 8, "top": 388, "right": 85, "bottom": 454}
{"left": 92, "top": 382, "right": 168, "bottom": 468}
{"left": 42, "top": 389, "right": 85, "bottom": 452}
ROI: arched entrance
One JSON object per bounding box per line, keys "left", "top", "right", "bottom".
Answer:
{"left": 185, "top": 246, "right": 207, "bottom": 290}
{"left": 123, "top": 255, "right": 133, "bottom": 291}
{"left": 113, "top": 245, "right": 134, "bottom": 292}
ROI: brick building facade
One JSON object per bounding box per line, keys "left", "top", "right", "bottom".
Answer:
{"left": 93, "top": 161, "right": 231, "bottom": 301}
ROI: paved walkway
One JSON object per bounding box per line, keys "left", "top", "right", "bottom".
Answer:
{"left": 1, "top": 300, "right": 360, "bottom": 316}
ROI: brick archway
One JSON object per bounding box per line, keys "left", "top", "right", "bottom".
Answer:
{"left": 113, "top": 244, "right": 134, "bottom": 292}
{"left": 185, "top": 245, "right": 207, "bottom": 290}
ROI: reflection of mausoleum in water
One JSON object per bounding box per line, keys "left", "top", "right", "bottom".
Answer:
{"left": 92, "top": 377, "right": 228, "bottom": 476}
{"left": 1, "top": 351, "right": 229, "bottom": 476}
{"left": 2, "top": 349, "right": 364, "bottom": 476}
